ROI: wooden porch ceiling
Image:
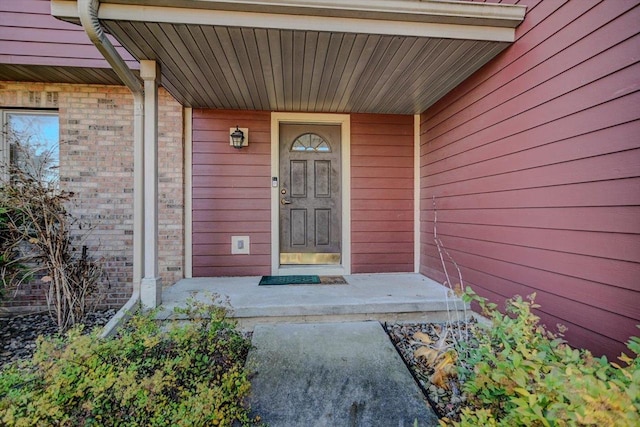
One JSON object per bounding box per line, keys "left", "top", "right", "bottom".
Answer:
{"left": 52, "top": 0, "right": 526, "bottom": 114}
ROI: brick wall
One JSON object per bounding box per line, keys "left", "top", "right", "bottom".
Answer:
{"left": 0, "top": 81, "right": 184, "bottom": 311}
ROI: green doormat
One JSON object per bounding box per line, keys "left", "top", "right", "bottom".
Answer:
{"left": 259, "top": 275, "right": 321, "bottom": 286}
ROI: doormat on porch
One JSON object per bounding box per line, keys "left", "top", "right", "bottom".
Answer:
{"left": 319, "top": 275, "right": 349, "bottom": 285}
{"left": 259, "top": 275, "right": 321, "bottom": 286}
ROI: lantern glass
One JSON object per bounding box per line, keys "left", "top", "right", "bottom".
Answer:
{"left": 230, "top": 126, "right": 245, "bottom": 149}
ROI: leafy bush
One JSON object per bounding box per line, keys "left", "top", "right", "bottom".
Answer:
{"left": 447, "top": 288, "right": 640, "bottom": 426}
{"left": 0, "top": 301, "right": 259, "bottom": 426}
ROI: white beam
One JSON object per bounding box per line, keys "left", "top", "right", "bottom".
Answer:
{"left": 52, "top": 0, "right": 525, "bottom": 42}
{"left": 56, "top": 0, "right": 527, "bottom": 27}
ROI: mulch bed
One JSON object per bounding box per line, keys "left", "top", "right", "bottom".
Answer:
{"left": 0, "top": 309, "right": 115, "bottom": 368}
{"left": 2, "top": 310, "right": 477, "bottom": 422}
{"left": 386, "top": 319, "right": 480, "bottom": 421}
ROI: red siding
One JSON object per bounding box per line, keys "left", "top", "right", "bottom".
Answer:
{"left": 0, "top": 0, "right": 136, "bottom": 69}
{"left": 192, "top": 109, "right": 271, "bottom": 276}
{"left": 351, "top": 114, "right": 414, "bottom": 273}
{"left": 192, "top": 111, "right": 415, "bottom": 276}
{"left": 420, "top": 0, "right": 640, "bottom": 359}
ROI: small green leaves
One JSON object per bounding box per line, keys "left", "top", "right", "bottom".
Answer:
{"left": 0, "top": 300, "right": 259, "bottom": 426}
{"left": 450, "top": 290, "right": 640, "bottom": 426}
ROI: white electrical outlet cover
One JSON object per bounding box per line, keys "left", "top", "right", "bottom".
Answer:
{"left": 231, "top": 236, "right": 250, "bottom": 254}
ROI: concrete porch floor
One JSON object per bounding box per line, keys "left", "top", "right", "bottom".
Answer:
{"left": 157, "top": 273, "right": 468, "bottom": 328}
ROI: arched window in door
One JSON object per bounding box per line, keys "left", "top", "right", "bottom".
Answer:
{"left": 290, "top": 133, "right": 331, "bottom": 152}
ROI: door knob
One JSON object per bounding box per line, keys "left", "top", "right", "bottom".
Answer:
{"left": 280, "top": 198, "right": 292, "bottom": 205}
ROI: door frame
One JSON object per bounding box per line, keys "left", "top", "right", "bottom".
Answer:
{"left": 271, "top": 112, "right": 351, "bottom": 276}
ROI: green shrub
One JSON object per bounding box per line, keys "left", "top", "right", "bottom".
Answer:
{"left": 0, "top": 301, "right": 259, "bottom": 426}
{"left": 447, "top": 288, "right": 639, "bottom": 427}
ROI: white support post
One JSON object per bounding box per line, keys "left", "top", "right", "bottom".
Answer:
{"left": 140, "top": 60, "right": 162, "bottom": 308}
{"left": 184, "top": 108, "right": 193, "bottom": 278}
{"left": 414, "top": 114, "right": 421, "bottom": 273}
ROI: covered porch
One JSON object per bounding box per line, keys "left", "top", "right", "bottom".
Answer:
{"left": 50, "top": 0, "right": 526, "bottom": 311}
{"left": 157, "top": 273, "right": 469, "bottom": 328}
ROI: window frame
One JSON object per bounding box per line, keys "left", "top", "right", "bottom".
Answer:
{"left": 1, "top": 109, "right": 60, "bottom": 183}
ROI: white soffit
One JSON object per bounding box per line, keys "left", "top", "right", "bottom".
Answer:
{"left": 51, "top": 0, "right": 526, "bottom": 113}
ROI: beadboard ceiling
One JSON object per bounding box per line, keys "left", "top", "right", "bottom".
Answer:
{"left": 53, "top": 0, "right": 526, "bottom": 114}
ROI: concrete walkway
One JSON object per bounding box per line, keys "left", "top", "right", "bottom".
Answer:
{"left": 157, "top": 274, "right": 458, "bottom": 425}
{"left": 246, "top": 321, "right": 439, "bottom": 427}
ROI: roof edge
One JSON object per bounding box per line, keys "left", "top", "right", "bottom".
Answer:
{"left": 52, "top": 0, "right": 526, "bottom": 42}
{"left": 96, "top": 0, "right": 527, "bottom": 28}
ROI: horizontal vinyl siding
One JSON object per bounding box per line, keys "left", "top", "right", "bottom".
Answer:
{"left": 0, "top": 0, "right": 136, "bottom": 69}
{"left": 351, "top": 114, "right": 414, "bottom": 273}
{"left": 420, "top": 0, "right": 640, "bottom": 359}
{"left": 191, "top": 110, "right": 271, "bottom": 276}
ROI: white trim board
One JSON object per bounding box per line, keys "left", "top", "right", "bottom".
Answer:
{"left": 271, "top": 112, "right": 351, "bottom": 276}
{"left": 52, "top": 1, "right": 524, "bottom": 42}
{"left": 184, "top": 107, "right": 193, "bottom": 278}
{"left": 414, "top": 114, "right": 421, "bottom": 274}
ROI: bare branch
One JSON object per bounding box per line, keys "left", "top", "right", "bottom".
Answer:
{"left": 1, "top": 143, "right": 103, "bottom": 332}
{"left": 432, "top": 196, "right": 468, "bottom": 343}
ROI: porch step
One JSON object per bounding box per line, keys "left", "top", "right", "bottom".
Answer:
{"left": 158, "top": 273, "right": 469, "bottom": 328}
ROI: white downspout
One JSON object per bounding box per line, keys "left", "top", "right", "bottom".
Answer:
{"left": 77, "top": 0, "right": 144, "bottom": 337}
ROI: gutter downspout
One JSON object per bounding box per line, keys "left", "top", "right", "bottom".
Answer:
{"left": 77, "top": 0, "right": 144, "bottom": 338}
